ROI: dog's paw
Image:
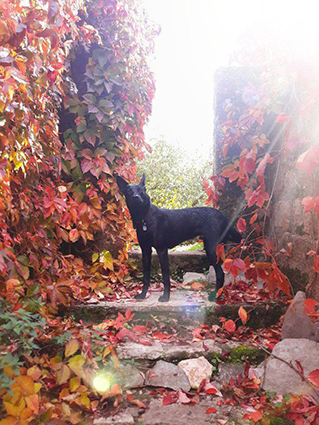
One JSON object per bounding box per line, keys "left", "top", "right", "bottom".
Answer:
{"left": 208, "top": 290, "right": 217, "bottom": 301}
{"left": 158, "top": 294, "right": 169, "bottom": 302}
{"left": 135, "top": 292, "right": 146, "bottom": 300}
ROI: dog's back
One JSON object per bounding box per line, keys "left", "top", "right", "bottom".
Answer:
{"left": 148, "top": 206, "right": 240, "bottom": 249}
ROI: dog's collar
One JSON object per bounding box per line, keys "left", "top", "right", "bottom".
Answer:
{"left": 133, "top": 207, "right": 151, "bottom": 231}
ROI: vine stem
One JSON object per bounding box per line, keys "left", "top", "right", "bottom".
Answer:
{"left": 256, "top": 342, "right": 319, "bottom": 400}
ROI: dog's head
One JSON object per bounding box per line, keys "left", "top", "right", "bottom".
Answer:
{"left": 116, "top": 173, "right": 150, "bottom": 211}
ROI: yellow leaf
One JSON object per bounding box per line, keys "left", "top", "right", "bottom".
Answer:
{"left": 13, "top": 376, "right": 34, "bottom": 396}
{"left": 39, "top": 407, "right": 53, "bottom": 422}
{"left": 34, "top": 383, "right": 42, "bottom": 393}
{"left": 20, "top": 406, "right": 33, "bottom": 420}
{"left": 4, "top": 398, "right": 25, "bottom": 416}
{"left": 79, "top": 394, "right": 90, "bottom": 409}
{"left": 102, "top": 250, "right": 113, "bottom": 271}
{"left": 27, "top": 366, "right": 41, "bottom": 380}
{"left": 56, "top": 364, "right": 71, "bottom": 385}
{"left": 50, "top": 355, "right": 62, "bottom": 364}
{"left": 68, "top": 355, "right": 85, "bottom": 377}
{"left": 25, "top": 394, "right": 39, "bottom": 414}
{"left": 65, "top": 339, "right": 80, "bottom": 358}
{"left": 69, "top": 377, "right": 81, "bottom": 392}
{"left": 103, "top": 346, "right": 111, "bottom": 358}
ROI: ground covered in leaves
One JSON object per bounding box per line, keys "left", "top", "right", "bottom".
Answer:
{"left": 2, "top": 268, "right": 319, "bottom": 425}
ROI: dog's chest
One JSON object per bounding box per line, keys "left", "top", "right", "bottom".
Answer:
{"left": 136, "top": 223, "right": 154, "bottom": 245}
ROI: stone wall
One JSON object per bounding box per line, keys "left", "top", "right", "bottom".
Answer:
{"left": 213, "top": 67, "right": 319, "bottom": 300}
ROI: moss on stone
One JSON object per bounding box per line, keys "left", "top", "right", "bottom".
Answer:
{"left": 229, "top": 345, "right": 265, "bottom": 365}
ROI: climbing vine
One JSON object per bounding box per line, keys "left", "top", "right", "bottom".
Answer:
{"left": 206, "top": 42, "right": 319, "bottom": 299}
{"left": 0, "top": 0, "right": 156, "bottom": 422}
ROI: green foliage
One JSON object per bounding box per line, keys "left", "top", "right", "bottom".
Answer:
{"left": 0, "top": 299, "right": 46, "bottom": 390}
{"left": 208, "top": 352, "right": 222, "bottom": 373}
{"left": 137, "top": 139, "right": 210, "bottom": 209}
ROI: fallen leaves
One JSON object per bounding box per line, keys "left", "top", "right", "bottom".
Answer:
{"left": 238, "top": 306, "right": 248, "bottom": 324}
{"left": 308, "top": 369, "right": 319, "bottom": 387}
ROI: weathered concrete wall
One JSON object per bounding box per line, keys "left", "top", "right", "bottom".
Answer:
{"left": 213, "top": 67, "right": 319, "bottom": 299}
{"left": 271, "top": 119, "right": 319, "bottom": 300}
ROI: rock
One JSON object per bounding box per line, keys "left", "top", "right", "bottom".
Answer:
{"left": 140, "top": 398, "right": 249, "bottom": 425}
{"left": 116, "top": 363, "right": 144, "bottom": 389}
{"left": 182, "top": 272, "right": 207, "bottom": 286}
{"left": 281, "top": 291, "right": 319, "bottom": 341}
{"left": 117, "top": 340, "right": 163, "bottom": 360}
{"left": 263, "top": 338, "right": 319, "bottom": 400}
{"left": 117, "top": 339, "right": 223, "bottom": 361}
{"left": 164, "top": 339, "right": 223, "bottom": 359}
{"left": 251, "top": 363, "right": 265, "bottom": 382}
{"left": 216, "top": 364, "right": 245, "bottom": 384}
{"left": 94, "top": 411, "right": 134, "bottom": 424}
{"left": 178, "top": 356, "right": 213, "bottom": 389}
{"left": 145, "top": 360, "right": 190, "bottom": 391}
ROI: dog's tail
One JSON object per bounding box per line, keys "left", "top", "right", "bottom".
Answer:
{"left": 224, "top": 226, "right": 242, "bottom": 243}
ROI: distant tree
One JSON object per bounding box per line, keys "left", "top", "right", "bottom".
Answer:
{"left": 137, "top": 139, "right": 210, "bottom": 209}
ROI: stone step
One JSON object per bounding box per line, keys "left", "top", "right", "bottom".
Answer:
{"left": 129, "top": 249, "right": 210, "bottom": 277}
{"left": 71, "top": 289, "right": 285, "bottom": 330}
{"left": 71, "top": 291, "right": 219, "bottom": 324}
{"left": 116, "top": 338, "right": 226, "bottom": 362}
{"left": 94, "top": 398, "right": 248, "bottom": 425}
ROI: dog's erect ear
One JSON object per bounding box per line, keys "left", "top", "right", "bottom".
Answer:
{"left": 116, "top": 175, "right": 129, "bottom": 193}
{"left": 139, "top": 173, "right": 146, "bottom": 187}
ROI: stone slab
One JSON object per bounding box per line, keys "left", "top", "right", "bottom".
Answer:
{"left": 263, "top": 338, "right": 319, "bottom": 400}
{"left": 71, "top": 291, "right": 219, "bottom": 324}
{"left": 140, "top": 398, "right": 248, "bottom": 425}
{"left": 182, "top": 272, "right": 207, "bottom": 285}
{"left": 117, "top": 339, "right": 223, "bottom": 361}
{"left": 94, "top": 412, "right": 134, "bottom": 424}
{"left": 145, "top": 360, "right": 190, "bottom": 391}
{"left": 178, "top": 357, "right": 213, "bottom": 389}
{"left": 281, "top": 291, "right": 319, "bottom": 341}
{"left": 116, "top": 363, "right": 144, "bottom": 389}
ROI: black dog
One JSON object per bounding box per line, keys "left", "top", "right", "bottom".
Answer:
{"left": 116, "top": 174, "right": 241, "bottom": 302}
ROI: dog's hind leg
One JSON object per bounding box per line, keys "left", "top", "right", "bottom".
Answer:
{"left": 204, "top": 239, "right": 225, "bottom": 299}
{"left": 156, "top": 248, "right": 170, "bottom": 302}
{"left": 135, "top": 246, "right": 152, "bottom": 300}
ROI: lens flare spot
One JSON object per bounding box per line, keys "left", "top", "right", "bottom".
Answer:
{"left": 93, "top": 374, "right": 112, "bottom": 393}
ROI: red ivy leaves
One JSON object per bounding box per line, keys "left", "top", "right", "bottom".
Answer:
{"left": 308, "top": 370, "right": 319, "bottom": 387}
{"left": 237, "top": 218, "right": 246, "bottom": 233}
{"left": 297, "top": 145, "right": 319, "bottom": 174}
{"left": 224, "top": 258, "right": 246, "bottom": 277}
{"left": 275, "top": 113, "right": 290, "bottom": 124}
{"left": 302, "top": 196, "right": 319, "bottom": 215}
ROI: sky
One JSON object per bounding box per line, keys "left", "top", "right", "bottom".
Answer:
{"left": 142, "top": 0, "right": 319, "bottom": 159}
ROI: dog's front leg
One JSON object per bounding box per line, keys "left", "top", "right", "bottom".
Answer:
{"left": 135, "top": 246, "right": 152, "bottom": 300}
{"left": 156, "top": 248, "right": 170, "bottom": 302}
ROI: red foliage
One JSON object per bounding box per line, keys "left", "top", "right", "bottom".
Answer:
{"left": 0, "top": 0, "right": 157, "bottom": 308}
